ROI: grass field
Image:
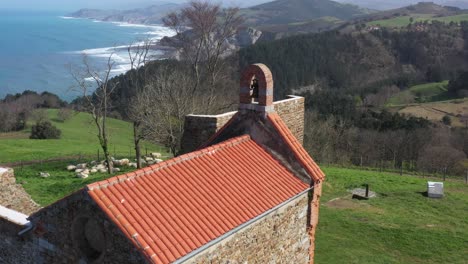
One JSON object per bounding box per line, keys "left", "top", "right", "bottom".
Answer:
{"left": 396, "top": 98, "right": 468, "bottom": 127}
{"left": 386, "top": 81, "right": 449, "bottom": 106}
{"left": 315, "top": 167, "right": 468, "bottom": 263}
{"left": 14, "top": 160, "right": 137, "bottom": 206}
{"left": 368, "top": 14, "right": 468, "bottom": 28}
{"left": 0, "top": 109, "right": 166, "bottom": 163}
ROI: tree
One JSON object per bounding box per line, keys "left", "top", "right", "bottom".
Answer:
{"left": 133, "top": 64, "right": 197, "bottom": 156}
{"left": 70, "top": 55, "right": 118, "bottom": 174}
{"left": 126, "top": 39, "right": 153, "bottom": 169}
{"left": 57, "top": 108, "right": 74, "bottom": 122}
{"left": 163, "top": 1, "right": 243, "bottom": 109}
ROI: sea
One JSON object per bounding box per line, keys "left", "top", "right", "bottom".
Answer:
{"left": 0, "top": 9, "right": 175, "bottom": 101}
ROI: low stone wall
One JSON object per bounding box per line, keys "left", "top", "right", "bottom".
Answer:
{"left": 0, "top": 167, "right": 40, "bottom": 215}
{"left": 181, "top": 95, "right": 305, "bottom": 153}
{"left": 186, "top": 192, "right": 310, "bottom": 264}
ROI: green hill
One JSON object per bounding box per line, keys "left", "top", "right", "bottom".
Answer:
{"left": 362, "top": 2, "right": 468, "bottom": 27}
{"left": 0, "top": 109, "right": 165, "bottom": 163}
{"left": 242, "top": 0, "right": 372, "bottom": 27}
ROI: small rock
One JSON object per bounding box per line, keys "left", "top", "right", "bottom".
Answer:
{"left": 113, "top": 160, "right": 122, "bottom": 166}
{"left": 129, "top": 163, "right": 137, "bottom": 168}
{"left": 90, "top": 169, "right": 98, "bottom": 173}
{"left": 66, "top": 165, "right": 76, "bottom": 171}
{"left": 151, "top": 152, "right": 162, "bottom": 158}
{"left": 90, "top": 161, "right": 97, "bottom": 166}
{"left": 82, "top": 169, "right": 90, "bottom": 175}
{"left": 75, "top": 169, "right": 83, "bottom": 173}
{"left": 145, "top": 157, "right": 154, "bottom": 162}
{"left": 39, "top": 172, "right": 50, "bottom": 178}
{"left": 120, "top": 159, "right": 130, "bottom": 166}
{"left": 112, "top": 168, "right": 121, "bottom": 173}
{"left": 147, "top": 160, "right": 156, "bottom": 165}
{"left": 76, "top": 163, "right": 87, "bottom": 170}
{"left": 99, "top": 168, "right": 108, "bottom": 173}
{"left": 155, "top": 159, "right": 163, "bottom": 164}
{"left": 76, "top": 172, "right": 89, "bottom": 179}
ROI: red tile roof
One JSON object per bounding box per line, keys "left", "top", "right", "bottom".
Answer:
{"left": 87, "top": 135, "right": 309, "bottom": 263}
{"left": 267, "top": 113, "right": 325, "bottom": 182}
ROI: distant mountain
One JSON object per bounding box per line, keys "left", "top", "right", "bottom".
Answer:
{"left": 335, "top": 0, "right": 468, "bottom": 11}
{"left": 359, "top": 2, "right": 464, "bottom": 22}
{"left": 241, "top": 0, "right": 372, "bottom": 26}
{"left": 69, "top": 3, "right": 181, "bottom": 24}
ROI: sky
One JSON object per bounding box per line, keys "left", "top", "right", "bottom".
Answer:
{"left": 0, "top": 0, "right": 269, "bottom": 11}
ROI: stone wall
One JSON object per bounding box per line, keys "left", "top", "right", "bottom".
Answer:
{"left": 275, "top": 96, "right": 305, "bottom": 145}
{"left": 181, "top": 95, "right": 305, "bottom": 153}
{"left": 181, "top": 111, "right": 237, "bottom": 154}
{"left": 186, "top": 192, "right": 310, "bottom": 264}
{"left": 29, "top": 191, "right": 147, "bottom": 264}
{"left": 0, "top": 167, "right": 40, "bottom": 215}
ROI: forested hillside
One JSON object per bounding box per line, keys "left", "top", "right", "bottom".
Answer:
{"left": 240, "top": 21, "right": 468, "bottom": 99}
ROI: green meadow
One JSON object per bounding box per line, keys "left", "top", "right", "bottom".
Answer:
{"left": 0, "top": 109, "right": 166, "bottom": 163}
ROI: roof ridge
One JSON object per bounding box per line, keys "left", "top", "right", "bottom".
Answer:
{"left": 87, "top": 135, "right": 251, "bottom": 191}
{"left": 266, "top": 113, "right": 325, "bottom": 182}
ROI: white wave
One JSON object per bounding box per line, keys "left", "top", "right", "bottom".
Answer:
{"left": 59, "top": 16, "right": 79, "bottom": 20}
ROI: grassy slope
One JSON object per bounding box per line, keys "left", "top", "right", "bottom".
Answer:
{"left": 316, "top": 167, "right": 468, "bottom": 264}
{"left": 387, "top": 80, "right": 449, "bottom": 105}
{"left": 368, "top": 14, "right": 468, "bottom": 27}
{"left": 0, "top": 109, "right": 165, "bottom": 163}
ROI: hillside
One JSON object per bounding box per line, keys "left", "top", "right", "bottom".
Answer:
{"left": 239, "top": 22, "right": 468, "bottom": 98}
{"left": 69, "top": 3, "right": 180, "bottom": 24}
{"left": 242, "top": 0, "right": 372, "bottom": 27}
{"left": 359, "top": 2, "right": 467, "bottom": 26}
{"left": 336, "top": 0, "right": 468, "bottom": 11}
{"left": 0, "top": 109, "right": 164, "bottom": 163}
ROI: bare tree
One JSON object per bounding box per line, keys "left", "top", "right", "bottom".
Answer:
{"left": 131, "top": 65, "right": 196, "bottom": 156}
{"left": 126, "top": 39, "right": 153, "bottom": 168}
{"left": 163, "top": 0, "right": 243, "bottom": 109}
{"left": 70, "top": 55, "right": 118, "bottom": 174}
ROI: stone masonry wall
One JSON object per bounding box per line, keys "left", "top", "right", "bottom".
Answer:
{"left": 181, "top": 95, "right": 305, "bottom": 153}
{"left": 0, "top": 167, "right": 40, "bottom": 215}
{"left": 29, "top": 191, "right": 147, "bottom": 264}
{"left": 186, "top": 192, "right": 310, "bottom": 264}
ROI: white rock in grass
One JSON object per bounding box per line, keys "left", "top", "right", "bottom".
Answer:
{"left": 145, "top": 157, "right": 154, "bottom": 162}
{"left": 75, "top": 169, "right": 83, "bottom": 173}
{"left": 129, "top": 163, "right": 137, "bottom": 168}
{"left": 155, "top": 159, "right": 163, "bottom": 164}
{"left": 66, "top": 165, "right": 76, "bottom": 171}
{"left": 99, "top": 168, "right": 108, "bottom": 173}
{"left": 76, "top": 172, "right": 89, "bottom": 179}
{"left": 120, "top": 159, "right": 130, "bottom": 166}
{"left": 90, "top": 169, "right": 98, "bottom": 174}
{"left": 39, "top": 172, "right": 50, "bottom": 178}
{"left": 151, "top": 152, "right": 162, "bottom": 158}
{"left": 76, "top": 163, "right": 87, "bottom": 170}
{"left": 112, "top": 168, "right": 121, "bottom": 173}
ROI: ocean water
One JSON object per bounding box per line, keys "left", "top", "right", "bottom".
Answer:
{"left": 0, "top": 10, "right": 174, "bottom": 100}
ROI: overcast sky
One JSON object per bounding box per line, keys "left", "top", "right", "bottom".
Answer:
{"left": 0, "top": 0, "right": 270, "bottom": 11}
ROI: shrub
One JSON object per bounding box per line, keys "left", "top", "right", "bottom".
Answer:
{"left": 30, "top": 121, "right": 61, "bottom": 139}
{"left": 442, "top": 115, "right": 452, "bottom": 125}
{"left": 57, "top": 108, "right": 74, "bottom": 122}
